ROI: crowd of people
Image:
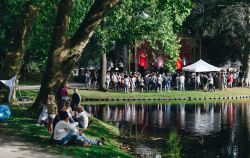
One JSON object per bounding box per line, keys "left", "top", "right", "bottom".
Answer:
{"left": 37, "top": 86, "right": 104, "bottom": 147}
{"left": 82, "top": 69, "right": 245, "bottom": 93}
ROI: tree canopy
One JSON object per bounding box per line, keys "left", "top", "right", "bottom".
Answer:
{"left": 84, "top": 0, "right": 194, "bottom": 71}
{"left": 184, "top": 0, "right": 250, "bottom": 64}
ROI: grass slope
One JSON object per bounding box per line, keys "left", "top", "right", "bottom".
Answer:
{"left": 0, "top": 105, "right": 132, "bottom": 158}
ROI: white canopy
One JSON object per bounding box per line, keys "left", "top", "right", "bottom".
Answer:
{"left": 182, "top": 59, "right": 220, "bottom": 72}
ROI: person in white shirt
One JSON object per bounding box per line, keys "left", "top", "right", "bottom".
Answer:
{"left": 77, "top": 106, "right": 89, "bottom": 129}
{"left": 53, "top": 111, "right": 102, "bottom": 146}
{"left": 131, "top": 76, "right": 136, "bottom": 92}
{"left": 196, "top": 74, "right": 201, "bottom": 89}
{"left": 157, "top": 74, "right": 163, "bottom": 92}
{"left": 208, "top": 73, "right": 215, "bottom": 92}
{"left": 106, "top": 73, "right": 111, "bottom": 90}
{"left": 180, "top": 74, "right": 185, "bottom": 91}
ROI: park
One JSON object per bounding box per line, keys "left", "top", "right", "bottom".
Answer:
{"left": 0, "top": 0, "right": 250, "bottom": 158}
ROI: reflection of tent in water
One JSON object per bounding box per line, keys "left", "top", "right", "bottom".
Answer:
{"left": 193, "top": 104, "right": 221, "bottom": 135}
{"left": 182, "top": 59, "right": 220, "bottom": 72}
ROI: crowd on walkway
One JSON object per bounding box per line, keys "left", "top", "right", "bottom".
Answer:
{"left": 37, "top": 87, "right": 104, "bottom": 147}
{"left": 83, "top": 70, "right": 246, "bottom": 93}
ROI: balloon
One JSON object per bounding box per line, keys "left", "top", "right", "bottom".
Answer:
{"left": 0, "top": 105, "right": 11, "bottom": 122}
{"left": 0, "top": 113, "right": 4, "bottom": 121}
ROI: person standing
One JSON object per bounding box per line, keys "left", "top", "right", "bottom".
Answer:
{"left": 166, "top": 74, "right": 172, "bottom": 92}
{"left": 105, "top": 73, "right": 111, "bottom": 90}
{"left": 124, "top": 75, "right": 130, "bottom": 93}
{"left": 85, "top": 72, "right": 91, "bottom": 89}
{"left": 157, "top": 74, "right": 163, "bottom": 92}
{"left": 131, "top": 75, "right": 136, "bottom": 92}
{"left": 59, "top": 84, "right": 69, "bottom": 108}
{"left": 151, "top": 73, "right": 157, "bottom": 92}
{"left": 196, "top": 74, "right": 201, "bottom": 89}
{"left": 228, "top": 72, "right": 233, "bottom": 88}
{"left": 176, "top": 74, "right": 180, "bottom": 90}
{"left": 180, "top": 73, "right": 185, "bottom": 91}
{"left": 71, "top": 88, "right": 81, "bottom": 111}
{"left": 139, "top": 77, "right": 145, "bottom": 92}
{"left": 47, "top": 94, "right": 57, "bottom": 134}
{"left": 221, "top": 72, "right": 227, "bottom": 90}
{"left": 208, "top": 73, "right": 215, "bottom": 92}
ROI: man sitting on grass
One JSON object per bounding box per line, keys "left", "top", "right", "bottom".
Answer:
{"left": 53, "top": 111, "right": 103, "bottom": 146}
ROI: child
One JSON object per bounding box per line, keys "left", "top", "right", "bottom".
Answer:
{"left": 47, "top": 94, "right": 58, "bottom": 134}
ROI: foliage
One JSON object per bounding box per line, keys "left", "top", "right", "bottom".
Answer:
{"left": 0, "top": 0, "right": 94, "bottom": 72}
{"left": 0, "top": 0, "right": 194, "bottom": 72}
{"left": 184, "top": 0, "right": 250, "bottom": 63}
{"left": 81, "top": 0, "right": 195, "bottom": 71}
{"left": 165, "top": 130, "right": 181, "bottom": 158}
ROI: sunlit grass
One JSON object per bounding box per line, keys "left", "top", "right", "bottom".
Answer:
{"left": 18, "top": 87, "right": 250, "bottom": 101}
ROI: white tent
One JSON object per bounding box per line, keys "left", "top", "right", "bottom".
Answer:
{"left": 182, "top": 59, "right": 220, "bottom": 72}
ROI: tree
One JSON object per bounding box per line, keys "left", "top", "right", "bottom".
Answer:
{"left": 184, "top": 0, "right": 250, "bottom": 84}
{"left": 30, "top": 0, "right": 121, "bottom": 113}
{"left": 80, "top": 0, "right": 194, "bottom": 80}
{"left": 0, "top": 2, "right": 37, "bottom": 103}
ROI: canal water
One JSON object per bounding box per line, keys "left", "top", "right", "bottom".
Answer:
{"left": 84, "top": 101, "right": 250, "bottom": 158}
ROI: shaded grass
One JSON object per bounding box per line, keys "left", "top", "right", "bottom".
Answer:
{"left": 0, "top": 105, "right": 132, "bottom": 158}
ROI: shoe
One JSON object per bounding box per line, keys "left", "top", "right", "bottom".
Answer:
{"left": 97, "top": 141, "right": 102, "bottom": 146}
{"left": 100, "top": 137, "right": 105, "bottom": 144}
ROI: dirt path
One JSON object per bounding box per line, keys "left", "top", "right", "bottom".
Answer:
{"left": 0, "top": 135, "right": 70, "bottom": 158}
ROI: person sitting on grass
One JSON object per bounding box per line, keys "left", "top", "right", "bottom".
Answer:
{"left": 53, "top": 111, "right": 103, "bottom": 146}
{"left": 76, "top": 106, "right": 90, "bottom": 129}
{"left": 64, "top": 100, "right": 75, "bottom": 123}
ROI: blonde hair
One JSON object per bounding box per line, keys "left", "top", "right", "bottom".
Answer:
{"left": 47, "top": 94, "right": 56, "bottom": 104}
{"left": 77, "top": 106, "right": 84, "bottom": 112}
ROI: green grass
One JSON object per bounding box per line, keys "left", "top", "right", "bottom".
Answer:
{"left": 18, "top": 87, "right": 250, "bottom": 101}
{"left": 77, "top": 88, "right": 250, "bottom": 99}
{"left": 19, "top": 80, "right": 41, "bottom": 86}
{"left": 0, "top": 105, "right": 132, "bottom": 158}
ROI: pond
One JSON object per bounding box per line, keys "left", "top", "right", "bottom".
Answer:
{"left": 84, "top": 101, "right": 250, "bottom": 158}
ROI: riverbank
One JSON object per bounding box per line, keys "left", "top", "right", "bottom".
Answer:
{"left": 18, "top": 87, "right": 250, "bottom": 102}
{"left": 0, "top": 105, "right": 132, "bottom": 158}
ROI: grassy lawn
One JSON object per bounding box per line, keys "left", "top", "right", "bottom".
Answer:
{"left": 18, "top": 87, "right": 250, "bottom": 101}
{"left": 0, "top": 105, "right": 132, "bottom": 158}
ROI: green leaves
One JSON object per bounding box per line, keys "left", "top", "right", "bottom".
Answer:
{"left": 0, "top": 0, "right": 194, "bottom": 72}
{"left": 83, "top": 0, "right": 194, "bottom": 71}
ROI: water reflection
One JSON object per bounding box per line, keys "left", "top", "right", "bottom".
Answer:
{"left": 85, "top": 102, "right": 250, "bottom": 158}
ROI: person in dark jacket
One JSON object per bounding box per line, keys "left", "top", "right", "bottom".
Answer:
{"left": 71, "top": 89, "right": 81, "bottom": 111}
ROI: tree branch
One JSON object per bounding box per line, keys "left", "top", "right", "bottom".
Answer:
{"left": 70, "top": 0, "right": 121, "bottom": 55}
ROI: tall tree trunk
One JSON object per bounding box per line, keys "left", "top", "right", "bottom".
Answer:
{"left": 244, "top": 6, "right": 250, "bottom": 86}
{"left": 0, "top": 4, "right": 37, "bottom": 103}
{"left": 242, "top": 50, "right": 250, "bottom": 86}
{"left": 30, "top": 0, "right": 120, "bottom": 114}
{"left": 100, "top": 53, "right": 107, "bottom": 91}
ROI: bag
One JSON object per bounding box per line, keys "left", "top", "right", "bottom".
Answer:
{"left": 37, "top": 105, "right": 48, "bottom": 124}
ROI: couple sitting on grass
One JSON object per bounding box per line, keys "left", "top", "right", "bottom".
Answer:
{"left": 53, "top": 110, "right": 104, "bottom": 146}
{"left": 38, "top": 94, "right": 104, "bottom": 147}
